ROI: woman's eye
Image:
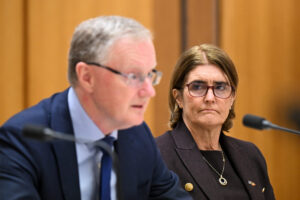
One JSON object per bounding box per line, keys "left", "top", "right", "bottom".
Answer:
{"left": 191, "top": 83, "right": 205, "bottom": 90}
{"left": 215, "top": 84, "right": 226, "bottom": 91}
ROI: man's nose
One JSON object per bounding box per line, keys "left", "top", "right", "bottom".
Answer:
{"left": 139, "top": 79, "right": 156, "bottom": 97}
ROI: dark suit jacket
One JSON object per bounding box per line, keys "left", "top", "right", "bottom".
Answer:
{"left": 0, "top": 89, "right": 192, "bottom": 200}
{"left": 156, "top": 122, "right": 275, "bottom": 200}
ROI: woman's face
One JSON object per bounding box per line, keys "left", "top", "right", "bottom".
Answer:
{"left": 174, "top": 64, "right": 235, "bottom": 130}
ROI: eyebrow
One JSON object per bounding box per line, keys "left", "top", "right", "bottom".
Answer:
{"left": 190, "top": 80, "right": 228, "bottom": 85}
{"left": 123, "top": 66, "right": 157, "bottom": 74}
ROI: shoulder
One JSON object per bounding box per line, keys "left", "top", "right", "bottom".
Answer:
{"left": 0, "top": 89, "right": 70, "bottom": 147}
{"left": 222, "top": 134, "right": 266, "bottom": 162}
{"left": 2, "top": 89, "right": 69, "bottom": 130}
{"left": 155, "top": 130, "right": 174, "bottom": 147}
{"left": 223, "top": 134, "right": 259, "bottom": 150}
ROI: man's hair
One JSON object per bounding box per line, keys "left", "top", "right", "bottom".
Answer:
{"left": 169, "top": 44, "right": 239, "bottom": 132}
{"left": 68, "top": 16, "right": 152, "bottom": 86}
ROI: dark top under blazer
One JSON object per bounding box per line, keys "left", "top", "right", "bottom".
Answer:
{"left": 0, "top": 89, "right": 192, "bottom": 200}
{"left": 156, "top": 122, "right": 275, "bottom": 200}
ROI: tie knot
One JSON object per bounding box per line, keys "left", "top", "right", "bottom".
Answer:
{"left": 101, "top": 136, "right": 115, "bottom": 147}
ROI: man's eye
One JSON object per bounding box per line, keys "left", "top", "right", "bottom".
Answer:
{"left": 147, "top": 72, "right": 154, "bottom": 78}
{"left": 128, "top": 73, "right": 138, "bottom": 80}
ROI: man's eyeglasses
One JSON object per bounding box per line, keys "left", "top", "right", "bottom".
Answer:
{"left": 85, "top": 62, "right": 162, "bottom": 87}
{"left": 185, "top": 81, "right": 233, "bottom": 99}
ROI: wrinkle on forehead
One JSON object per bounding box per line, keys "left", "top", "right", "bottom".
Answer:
{"left": 188, "top": 64, "right": 230, "bottom": 84}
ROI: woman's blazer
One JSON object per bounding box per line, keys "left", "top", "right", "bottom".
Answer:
{"left": 156, "top": 122, "right": 275, "bottom": 200}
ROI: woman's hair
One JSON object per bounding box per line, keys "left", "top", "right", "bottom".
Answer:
{"left": 169, "top": 44, "right": 239, "bottom": 132}
{"left": 68, "top": 15, "right": 151, "bottom": 86}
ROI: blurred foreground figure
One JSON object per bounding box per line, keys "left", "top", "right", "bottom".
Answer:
{"left": 0, "top": 16, "right": 192, "bottom": 200}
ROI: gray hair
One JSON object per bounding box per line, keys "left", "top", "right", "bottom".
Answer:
{"left": 68, "top": 16, "right": 152, "bottom": 86}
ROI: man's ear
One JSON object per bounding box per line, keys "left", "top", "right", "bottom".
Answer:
{"left": 75, "top": 62, "right": 94, "bottom": 93}
{"left": 173, "top": 89, "right": 183, "bottom": 108}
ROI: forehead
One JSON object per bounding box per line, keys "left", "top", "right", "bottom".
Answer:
{"left": 186, "top": 64, "right": 229, "bottom": 83}
{"left": 107, "top": 37, "right": 157, "bottom": 70}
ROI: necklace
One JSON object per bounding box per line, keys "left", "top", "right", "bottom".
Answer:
{"left": 202, "top": 149, "right": 227, "bottom": 186}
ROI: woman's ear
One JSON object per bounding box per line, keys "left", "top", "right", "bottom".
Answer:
{"left": 173, "top": 89, "right": 183, "bottom": 109}
{"left": 75, "top": 62, "right": 94, "bottom": 93}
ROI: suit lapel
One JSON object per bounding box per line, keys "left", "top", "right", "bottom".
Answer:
{"left": 115, "top": 129, "right": 137, "bottom": 199}
{"left": 221, "top": 134, "right": 264, "bottom": 200}
{"left": 172, "top": 123, "right": 221, "bottom": 199}
{"left": 50, "top": 90, "right": 81, "bottom": 200}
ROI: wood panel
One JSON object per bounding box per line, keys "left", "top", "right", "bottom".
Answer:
{"left": 25, "top": 0, "right": 157, "bottom": 126}
{"left": 186, "top": 0, "right": 218, "bottom": 48}
{"left": 152, "top": 0, "right": 218, "bottom": 136}
{"left": 0, "top": 0, "right": 25, "bottom": 124}
{"left": 151, "top": 0, "right": 181, "bottom": 134}
{"left": 220, "top": 0, "right": 300, "bottom": 199}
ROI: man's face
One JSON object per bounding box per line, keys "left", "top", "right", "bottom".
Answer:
{"left": 89, "top": 37, "right": 157, "bottom": 132}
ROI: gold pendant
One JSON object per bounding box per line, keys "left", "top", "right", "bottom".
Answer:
{"left": 219, "top": 175, "right": 227, "bottom": 186}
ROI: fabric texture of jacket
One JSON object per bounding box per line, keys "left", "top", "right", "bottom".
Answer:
{"left": 156, "top": 121, "right": 275, "bottom": 200}
{"left": 0, "top": 89, "right": 192, "bottom": 200}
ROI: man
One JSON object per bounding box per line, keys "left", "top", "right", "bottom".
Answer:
{"left": 0, "top": 16, "right": 192, "bottom": 200}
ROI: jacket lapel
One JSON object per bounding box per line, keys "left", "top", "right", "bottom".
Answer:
{"left": 221, "top": 134, "right": 265, "bottom": 200}
{"left": 115, "top": 129, "right": 138, "bottom": 199}
{"left": 172, "top": 123, "right": 221, "bottom": 199}
{"left": 50, "top": 89, "right": 81, "bottom": 200}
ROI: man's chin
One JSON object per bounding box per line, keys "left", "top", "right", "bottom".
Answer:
{"left": 120, "top": 118, "right": 144, "bottom": 130}
{"left": 131, "top": 118, "right": 144, "bottom": 127}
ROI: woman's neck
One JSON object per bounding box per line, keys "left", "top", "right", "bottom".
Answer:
{"left": 184, "top": 120, "right": 222, "bottom": 151}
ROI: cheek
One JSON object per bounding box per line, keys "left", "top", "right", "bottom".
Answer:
{"left": 183, "top": 97, "right": 200, "bottom": 114}
{"left": 222, "top": 101, "right": 233, "bottom": 117}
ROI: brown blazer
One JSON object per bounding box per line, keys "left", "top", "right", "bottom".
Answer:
{"left": 156, "top": 122, "right": 275, "bottom": 200}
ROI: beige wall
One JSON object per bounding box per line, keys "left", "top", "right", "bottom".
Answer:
{"left": 0, "top": 0, "right": 299, "bottom": 199}
{"left": 0, "top": 0, "right": 25, "bottom": 122}
{"left": 220, "top": 1, "right": 300, "bottom": 199}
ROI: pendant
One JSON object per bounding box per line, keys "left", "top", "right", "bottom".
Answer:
{"left": 219, "top": 175, "right": 227, "bottom": 186}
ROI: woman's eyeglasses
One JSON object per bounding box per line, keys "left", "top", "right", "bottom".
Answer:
{"left": 185, "top": 81, "right": 233, "bottom": 99}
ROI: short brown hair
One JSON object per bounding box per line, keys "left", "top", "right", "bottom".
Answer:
{"left": 169, "top": 44, "right": 239, "bottom": 132}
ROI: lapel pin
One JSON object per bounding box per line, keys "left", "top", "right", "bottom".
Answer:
{"left": 184, "top": 183, "right": 194, "bottom": 192}
{"left": 248, "top": 180, "right": 256, "bottom": 186}
{"left": 262, "top": 187, "right": 265, "bottom": 192}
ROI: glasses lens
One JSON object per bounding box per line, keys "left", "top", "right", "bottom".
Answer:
{"left": 127, "top": 73, "right": 143, "bottom": 87}
{"left": 188, "top": 82, "right": 207, "bottom": 97}
{"left": 187, "top": 82, "right": 232, "bottom": 98}
{"left": 214, "top": 83, "right": 232, "bottom": 98}
{"left": 126, "top": 69, "right": 162, "bottom": 87}
{"left": 152, "top": 70, "right": 162, "bottom": 86}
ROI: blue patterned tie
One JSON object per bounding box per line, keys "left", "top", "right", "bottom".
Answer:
{"left": 99, "top": 136, "right": 115, "bottom": 200}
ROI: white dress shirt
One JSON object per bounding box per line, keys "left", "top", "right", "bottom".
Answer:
{"left": 68, "top": 87, "right": 117, "bottom": 200}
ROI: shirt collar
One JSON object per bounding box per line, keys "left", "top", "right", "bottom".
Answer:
{"left": 68, "top": 87, "right": 118, "bottom": 142}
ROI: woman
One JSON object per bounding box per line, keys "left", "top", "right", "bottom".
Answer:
{"left": 156, "top": 44, "right": 275, "bottom": 199}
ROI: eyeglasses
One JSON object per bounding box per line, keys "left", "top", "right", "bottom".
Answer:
{"left": 185, "top": 81, "right": 233, "bottom": 99}
{"left": 85, "top": 62, "right": 162, "bottom": 87}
